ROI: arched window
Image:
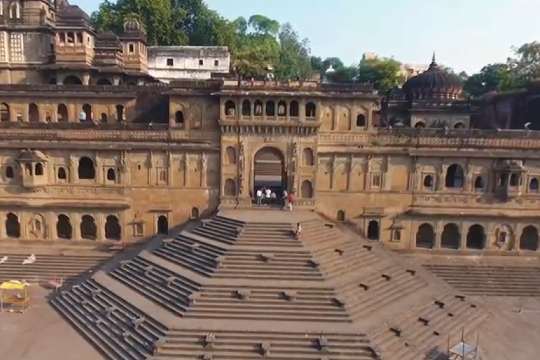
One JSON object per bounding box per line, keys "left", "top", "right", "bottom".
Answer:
{"left": 116, "top": 105, "right": 124, "bottom": 122}
{"left": 80, "top": 215, "right": 97, "bottom": 240}
{"left": 1, "top": 103, "right": 9, "bottom": 122}
{"left": 510, "top": 173, "right": 520, "bottom": 187}
{"left": 100, "top": 113, "right": 108, "bottom": 123}
{"left": 423, "top": 175, "right": 433, "bottom": 189}
{"left": 520, "top": 226, "right": 539, "bottom": 251}
{"left": 29, "top": 103, "right": 39, "bottom": 123}
{"left": 175, "top": 111, "right": 184, "bottom": 126}
{"left": 157, "top": 215, "right": 168, "bottom": 234}
{"left": 415, "top": 122, "right": 426, "bottom": 129}
{"left": 35, "top": 163, "right": 43, "bottom": 176}
{"left": 454, "top": 122, "right": 465, "bottom": 129}
{"left": 96, "top": 78, "right": 112, "bottom": 85}
{"left": 441, "top": 223, "right": 460, "bottom": 249}
{"left": 9, "top": 2, "right": 20, "bottom": 19}
{"left": 226, "top": 147, "right": 236, "bottom": 165}
{"left": 78, "top": 157, "right": 95, "bottom": 180}
{"left": 266, "top": 101, "right": 275, "bottom": 117}
{"left": 241, "top": 100, "right": 251, "bottom": 117}
{"left": 301, "top": 180, "right": 313, "bottom": 198}
{"left": 191, "top": 207, "right": 200, "bottom": 219}
{"left": 530, "top": 178, "right": 539, "bottom": 192}
{"left": 474, "top": 176, "right": 484, "bottom": 191}
{"left": 277, "top": 101, "right": 287, "bottom": 116}
{"left": 254, "top": 100, "right": 263, "bottom": 116}
{"left": 445, "top": 164, "right": 464, "bottom": 188}
{"left": 367, "top": 220, "right": 379, "bottom": 240}
{"left": 105, "top": 215, "right": 121, "bottom": 241}
{"left": 57, "top": 167, "right": 67, "bottom": 180}
{"left": 25, "top": 163, "right": 32, "bottom": 176}
{"left": 107, "top": 168, "right": 116, "bottom": 182}
{"left": 5, "top": 213, "right": 20, "bottom": 238}
{"left": 416, "top": 223, "right": 435, "bottom": 249}
{"left": 290, "top": 101, "right": 299, "bottom": 117}
{"left": 305, "top": 102, "right": 316, "bottom": 119}
{"left": 303, "top": 148, "right": 314, "bottom": 166}
{"left": 63, "top": 75, "right": 82, "bottom": 85}
{"left": 57, "top": 104, "right": 68, "bottom": 122}
{"left": 225, "top": 100, "right": 236, "bottom": 117}
{"left": 81, "top": 104, "right": 92, "bottom": 122}
{"left": 224, "top": 178, "right": 237, "bottom": 196}
{"left": 56, "top": 215, "right": 72, "bottom": 240}
{"left": 337, "top": 210, "right": 345, "bottom": 222}
{"left": 5, "top": 166, "right": 14, "bottom": 179}
{"left": 356, "top": 114, "right": 366, "bottom": 127}
{"left": 467, "top": 225, "right": 486, "bottom": 250}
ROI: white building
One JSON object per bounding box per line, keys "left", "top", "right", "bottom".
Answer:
{"left": 148, "top": 46, "right": 230, "bottom": 83}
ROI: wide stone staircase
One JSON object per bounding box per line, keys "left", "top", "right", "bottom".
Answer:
{"left": 51, "top": 210, "right": 489, "bottom": 360}
{"left": 424, "top": 264, "right": 540, "bottom": 297}
{"left": 0, "top": 253, "right": 110, "bottom": 285}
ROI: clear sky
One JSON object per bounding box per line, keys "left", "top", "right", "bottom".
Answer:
{"left": 76, "top": 0, "right": 540, "bottom": 74}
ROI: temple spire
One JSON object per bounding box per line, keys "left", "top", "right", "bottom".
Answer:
{"left": 429, "top": 51, "right": 438, "bottom": 69}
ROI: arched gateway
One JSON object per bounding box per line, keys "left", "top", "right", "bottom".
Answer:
{"left": 253, "top": 147, "right": 287, "bottom": 197}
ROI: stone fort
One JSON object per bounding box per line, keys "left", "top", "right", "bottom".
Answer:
{"left": 0, "top": 0, "right": 539, "bottom": 257}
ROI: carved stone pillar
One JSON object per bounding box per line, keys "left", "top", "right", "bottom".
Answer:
{"left": 435, "top": 221, "right": 443, "bottom": 249}
{"left": 183, "top": 155, "right": 189, "bottom": 188}
{"left": 200, "top": 153, "right": 207, "bottom": 188}
{"left": 459, "top": 223, "right": 467, "bottom": 250}
{"left": 72, "top": 214, "right": 82, "bottom": 241}
{"left": 167, "top": 152, "right": 174, "bottom": 186}
{"left": 330, "top": 156, "right": 336, "bottom": 190}
{"left": 0, "top": 211, "right": 5, "bottom": 239}
{"left": 47, "top": 212, "right": 56, "bottom": 241}
{"left": 438, "top": 164, "right": 447, "bottom": 191}
{"left": 97, "top": 214, "right": 106, "bottom": 242}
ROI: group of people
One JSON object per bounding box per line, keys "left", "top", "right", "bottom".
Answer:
{"left": 255, "top": 187, "right": 296, "bottom": 211}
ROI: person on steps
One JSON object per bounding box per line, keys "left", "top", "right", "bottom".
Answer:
{"left": 295, "top": 222, "right": 302, "bottom": 239}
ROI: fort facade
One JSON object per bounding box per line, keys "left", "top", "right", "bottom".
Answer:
{"left": 0, "top": 0, "right": 539, "bottom": 257}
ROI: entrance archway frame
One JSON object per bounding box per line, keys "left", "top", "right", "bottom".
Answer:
{"left": 251, "top": 145, "right": 288, "bottom": 198}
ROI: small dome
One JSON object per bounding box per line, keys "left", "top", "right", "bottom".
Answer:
{"left": 403, "top": 54, "right": 463, "bottom": 101}
{"left": 124, "top": 18, "right": 145, "bottom": 33}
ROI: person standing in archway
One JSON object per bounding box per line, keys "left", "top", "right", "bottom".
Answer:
{"left": 256, "top": 188, "right": 263, "bottom": 206}
{"left": 282, "top": 189, "right": 288, "bottom": 210}
{"left": 287, "top": 192, "right": 295, "bottom": 212}
{"left": 265, "top": 187, "right": 272, "bottom": 205}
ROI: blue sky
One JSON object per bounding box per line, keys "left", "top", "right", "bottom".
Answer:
{"left": 76, "top": 0, "right": 540, "bottom": 74}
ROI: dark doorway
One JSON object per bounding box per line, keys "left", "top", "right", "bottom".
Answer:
{"left": 81, "top": 215, "right": 97, "bottom": 240}
{"left": 57, "top": 215, "right": 72, "bottom": 240}
{"left": 367, "top": 220, "right": 379, "bottom": 240}
{"left": 157, "top": 215, "right": 168, "bottom": 234}
{"left": 467, "top": 225, "right": 486, "bottom": 249}
{"left": 441, "top": 223, "right": 460, "bottom": 249}
{"left": 78, "top": 157, "right": 95, "bottom": 179}
{"left": 105, "top": 215, "right": 121, "bottom": 241}
{"left": 416, "top": 223, "right": 435, "bottom": 249}
{"left": 253, "top": 147, "right": 286, "bottom": 198}
{"left": 6, "top": 213, "right": 20, "bottom": 238}
{"left": 520, "top": 226, "right": 539, "bottom": 251}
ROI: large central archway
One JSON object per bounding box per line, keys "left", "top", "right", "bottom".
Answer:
{"left": 253, "top": 147, "right": 287, "bottom": 197}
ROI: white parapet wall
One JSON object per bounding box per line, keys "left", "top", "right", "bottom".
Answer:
{"left": 148, "top": 46, "right": 230, "bottom": 83}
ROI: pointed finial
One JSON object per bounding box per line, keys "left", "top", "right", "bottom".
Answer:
{"left": 429, "top": 51, "right": 438, "bottom": 69}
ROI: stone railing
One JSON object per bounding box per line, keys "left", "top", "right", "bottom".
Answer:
{"left": 0, "top": 127, "right": 216, "bottom": 144}
{"left": 319, "top": 128, "right": 540, "bottom": 150}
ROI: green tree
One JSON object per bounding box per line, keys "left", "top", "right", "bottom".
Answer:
{"left": 248, "top": 15, "right": 280, "bottom": 36}
{"left": 463, "top": 63, "right": 511, "bottom": 97}
{"left": 358, "top": 56, "right": 404, "bottom": 93}
{"left": 507, "top": 41, "right": 540, "bottom": 88}
{"left": 274, "top": 23, "right": 313, "bottom": 80}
